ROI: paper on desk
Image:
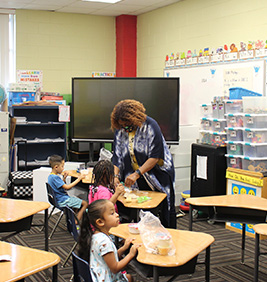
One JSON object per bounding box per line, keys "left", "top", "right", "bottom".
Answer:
{"left": 0, "top": 255, "right": 12, "bottom": 262}
{"left": 196, "top": 155, "right": 207, "bottom": 180}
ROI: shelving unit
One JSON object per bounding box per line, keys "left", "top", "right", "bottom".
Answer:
{"left": 11, "top": 106, "right": 66, "bottom": 171}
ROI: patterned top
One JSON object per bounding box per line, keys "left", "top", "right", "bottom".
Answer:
{"left": 90, "top": 232, "right": 128, "bottom": 282}
{"left": 112, "top": 116, "right": 176, "bottom": 228}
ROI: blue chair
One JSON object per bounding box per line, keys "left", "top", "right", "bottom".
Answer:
{"left": 62, "top": 205, "right": 80, "bottom": 267}
{"left": 72, "top": 251, "right": 93, "bottom": 282}
{"left": 45, "top": 183, "right": 65, "bottom": 239}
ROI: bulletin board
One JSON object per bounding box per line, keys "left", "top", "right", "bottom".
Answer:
{"left": 164, "top": 59, "right": 266, "bottom": 126}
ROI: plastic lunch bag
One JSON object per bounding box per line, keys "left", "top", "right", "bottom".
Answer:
{"left": 138, "top": 210, "right": 176, "bottom": 256}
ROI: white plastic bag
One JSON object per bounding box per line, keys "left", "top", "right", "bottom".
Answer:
{"left": 138, "top": 210, "right": 176, "bottom": 256}
{"left": 98, "top": 147, "right": 113, "bottom": 161}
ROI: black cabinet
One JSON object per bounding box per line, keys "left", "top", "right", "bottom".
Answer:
{"left": 190, "top": 143, "right": 227, "bottom": 197}
{"left": 12, "top": 106, "right": 66, "bottom": 170}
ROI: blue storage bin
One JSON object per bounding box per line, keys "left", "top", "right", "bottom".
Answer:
{"left": 229, "top": 87, "right": 262, "bottom": 100}
{"left": 8, "top": 91, "right": 36, "bottom": 106}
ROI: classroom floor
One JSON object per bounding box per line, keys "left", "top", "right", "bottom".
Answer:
{"left": 4, "top": 212, "right": 267, "bottom": 282}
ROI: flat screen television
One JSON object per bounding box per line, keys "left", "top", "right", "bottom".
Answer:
{"left": 71, "top": 77, "right": 180, "bottom": 144}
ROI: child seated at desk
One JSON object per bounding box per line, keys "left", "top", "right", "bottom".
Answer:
{"left": 88, "top": 160, "right": 125, "bottom": 211}
{"left": 47, "top": 155, "right": 88, "bottom": 221}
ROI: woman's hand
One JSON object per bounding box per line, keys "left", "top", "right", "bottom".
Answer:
{"left": 124, "top": 172, "right": 139, "bottom": 187}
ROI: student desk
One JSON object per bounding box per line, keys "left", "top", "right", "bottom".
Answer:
{"left": 0, "top": 198, "right": 50, "bottom": 251}
{"left": 118, "top": 190, "right": 167, "bottom": 221}
{"left": 186, "top": 194, "right": 267, "bottom": 263}
{"left": 0, "top": 241, "right": 60, "bottom": 282}
{"left": 65, "top": 170, "right": 93, "bottom": 183}
{"left": 110, "top": 224, "right": 214, "bottom": 282}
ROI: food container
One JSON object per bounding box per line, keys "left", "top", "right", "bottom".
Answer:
{"left": 243, "top": 114, "right": 267, "bottom": 128}
{"left": 243, "top": 143, "right": 267, "bottom": 158}
{"left": 242, "top": 96, "right": 267, "bottom": 114}
{"left": 156, "top": 232, "right": 171, "bottom": 256}
{"left": 128, "top": 223, "right": 140, "bottom": 234}
{"left": 200, "top": 118, "right": 212, "bottom": 131}
{"left": 226, "top": 127, "right": 243, "bottom": 142}
{"left": 242, "top": 128, "right": 267, "bottom": 143}
{"left": 224, "top": 100, "right": 243, "bottom": 114}
{"left": 242, "top": 156, "right": 267, "bottom": 172}
{"left": 225, "top": 113, "right": 243, "bottom": 127}
{"left": 225, "top": 141, "right": 243, "bottom": 155}
{"left": 226, "top": 154, "right": 243, "bottom": 169}
{"left": 200, "top": 104, "right": 212, "bottom": 118}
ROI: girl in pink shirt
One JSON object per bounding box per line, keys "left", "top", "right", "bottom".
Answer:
{"left": 88, "top": 160, "right": 124, "bottom": 211}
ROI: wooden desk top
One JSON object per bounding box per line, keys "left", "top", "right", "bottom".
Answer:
{"left": 0, "top": 198, "right": 50, "bottom": 223}
{"left": 253, "top": 223, "right": 267, "bottom": 235}
{"left": 118, "top": 190, "right": 166, "bottom": 209}
{"left": 0, "top": 241, "right": 60, "bottom": 282}
{"left": 186, "top": 194, "right": 267, "bottom": 212}
{"left": 65, "top": 170, "right": 92, "bottom": 183}
{"left": 110, "top": 224, "right": 214, "bottom": 267}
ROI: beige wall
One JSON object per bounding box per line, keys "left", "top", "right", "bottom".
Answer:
{"left": 137, "top": 0, "right": 267, "bottom": 76}
{"left": 16, "top": 10, "right": 115, "bottom": 94}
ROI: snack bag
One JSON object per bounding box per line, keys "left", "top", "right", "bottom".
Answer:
{"left": 138, "top": 210, "right": 176, "bottom": 256}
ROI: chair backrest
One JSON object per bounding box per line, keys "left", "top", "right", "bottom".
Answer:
{"left": 46, "top": 182, "right": 61, "bottom": 209}
{"left": 72, "top": 251, "right": 93, "bottom": 282}
{"left": 65, "top": 205, "right": 79, "bottom": 242}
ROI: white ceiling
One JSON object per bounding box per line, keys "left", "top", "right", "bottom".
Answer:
{"left": 0, "top": 0, "right": 182, "bottom": 16}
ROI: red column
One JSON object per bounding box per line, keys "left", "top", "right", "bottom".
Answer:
{"left": 116, "top": 15, "right": 137, "bottom": 77}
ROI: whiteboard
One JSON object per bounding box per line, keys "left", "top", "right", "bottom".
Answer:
{"left": 164, "top": 59, "right": 266, "bottom": 126}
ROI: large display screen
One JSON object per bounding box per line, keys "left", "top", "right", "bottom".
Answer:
{"left": 72, "top": 77, "right": 179, "bottom": 144}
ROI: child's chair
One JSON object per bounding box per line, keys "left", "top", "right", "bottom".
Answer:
{"left": 72, "top": 251, "right": 93, "bottom": 282}
{"left": 45, "top": 183, "right": 65, "bottom": 239}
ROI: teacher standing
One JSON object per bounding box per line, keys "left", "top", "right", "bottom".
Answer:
{"left": 111, "top": 99, "right": 176, "bottom": 228}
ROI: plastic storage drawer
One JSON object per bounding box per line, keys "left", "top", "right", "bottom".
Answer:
{"left": 226, "top": 154, "right": 242, "bottom": 169}
{"left": 211, "top": 118, "right": 226, "bottom": 132}
{"left": 242, "top": 156, "right": 267, "bottom": 172}
{"left": 242, "top": 96, "right": 267, "bottom": 114}
{"left": 224, "top": 100, "right": 243, "bottom": 114}
{"left": 226, "top": 127, "right": 243, "bottom": 142}
{"left": 243, "top": 143, "right": 267, "bottom": 158}
{"left": 243, "top": 114, "right": 267, "bottom": 128}
{"left": 200, "top": 104, "right": 212, "bottom": 118}
{"left": 199, "top": 130, "right": 212, "bottom": 145}
{"left": 242, "top": 128, "right": 267, "bottom": 143}
{"left": 225, "top": 113, "right": 243, "bottom": 127}
{"left": 225, "top": 141, "right": 243, "bottom": 155}
{"left": 200, "top": 118, "right": 212, "bottom": 131}
{"left": 210, "top": 131, "right": 227, "bottom": 146}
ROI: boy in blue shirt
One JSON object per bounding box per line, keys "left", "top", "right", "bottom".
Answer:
{"left": 48, "top": 155, "right": 88, "bottom": 221}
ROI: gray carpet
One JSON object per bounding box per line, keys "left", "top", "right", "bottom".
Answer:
{"left": 3, "top": 212, "right": 267, "bottom": 282}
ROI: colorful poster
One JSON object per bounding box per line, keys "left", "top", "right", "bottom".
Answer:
{"left": 17, "top": 70, "right": 43, "bottom": 90}
{"left": 92, "top": 72, "right": 116, "bottom": 77}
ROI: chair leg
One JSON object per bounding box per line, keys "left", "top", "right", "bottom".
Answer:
{"left": 49, "top": 210, "right": 64, "bottom": 240}
{"left": 40, "top": 206, "right": 56, "bottom": 232}
{"left": 62, "top": 241, "right": 78, "bottom": 267}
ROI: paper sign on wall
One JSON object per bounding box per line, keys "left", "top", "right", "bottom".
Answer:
{"left": 58, "top": 105, "right": 70, "bottom": 122}
{"left": 196, "top": 155, "right": 207, "bottom": 180}
{"left": 17, "top": 70, "right": 43, "bottom": 90}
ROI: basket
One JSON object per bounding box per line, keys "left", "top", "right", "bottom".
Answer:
{"left": 229, "top": 88, "right": 262, "bottom": 100}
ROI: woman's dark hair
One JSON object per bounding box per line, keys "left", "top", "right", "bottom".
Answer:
{"left": 110, "top": 99, "right": 147, "bottom": 131}
{"left": 77, "top": 199, "right": 109, "bottom": 262}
